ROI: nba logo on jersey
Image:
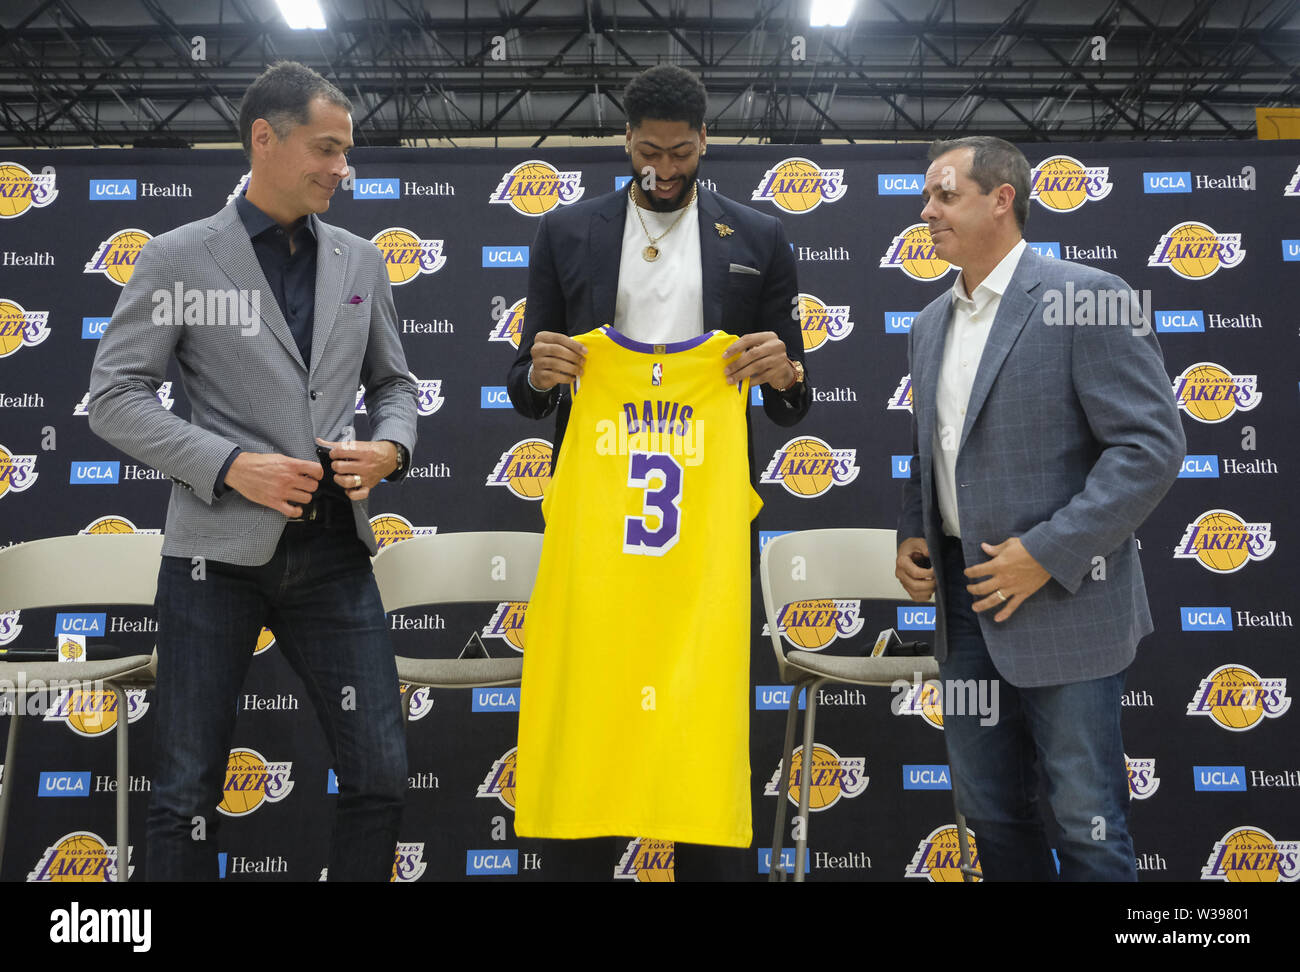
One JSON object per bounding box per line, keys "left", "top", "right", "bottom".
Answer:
{"left": 651, "top": 362, "right": 663, "bottom": 386}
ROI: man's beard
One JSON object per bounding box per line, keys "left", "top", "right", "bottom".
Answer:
{"left": 629, "top": 160, "right": 700, "bottom": 213}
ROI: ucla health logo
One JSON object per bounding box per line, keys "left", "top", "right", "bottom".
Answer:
{"left": 1171, "top": 362, "right": 1259, "bottom": 424}
{"left": 489, "top": 297, "right": 526, "bottom": 348}
{"left": 353, "top": 177, "right": 399, "bottom": 200}
{"left": 1285, "top": 164, "right": 1300, "bottom": 196}
{"left": 751, "top": 157, "right": 846, "bottom": 214}
{"left": 760, "top": 436, "right": 858, "bottom": 497}
{"left": 84, "top": 229, "right": 151, "bottom": 286}
{"left": 796, "top": 293, "right": 854, "bottom": 352}
{"left": 357, "top": 373, "right": 442, "bottom": 416}
{"left": 486, "top": 438, "right": 552, "bottom": 500}
{"left": 1029, "top": 155, "right": 1112, "bottom": 211}
{"left": 0, "top": 299, "right": 49, "bottom": 358}
{"left": 367, "top": 513, "right": 437, "bottom": 550}
{"left": 879, "top": 224, "right": 953, "bottom": 281}
{"left": 0, "top": 162, "right": 58, "bottom": 218}
{"left": 614, "top": 839, "right": 675, "bottom": 882}
{"left": 1187, "top": 664, "right": 1289, "bottom": 731}
{"left": 482, "top": 601, "right": 527, "bottom": 653}
{"left": 0, "top": 444, "right": 38, "bottom": 498}
{"left": 371, "top": 227, "right": 445, "bottom": 285}
{"left": 217, "top": 748, "right": 294, "bottom": 816}
{"left": 1148, "top": 222, "right": 1245, "bottom": 279}
{"left": 392, "top": 842, "right": 427, "bottom": 882}
{"left": 45, "top": 688, "right": 148, "bottom": 737}
{"left": 28, "top": 831, "right": 132, "bottom": 882}
{"left": 765, "top": 600, "right": 863, "bottom": 652}
{"left": 906, "top": 825, "right": 979, "bottom": 882}
{"left": 895, "top": 679, "right": 944, "bottom": 729}
{"left": 1126, "top": 755, "right": 1160, "bottom": 799}
{"left": 765, "top": 744, "right": 867, "bottom": 810}
{"left": 489, "top": 160, "right": 584, "bottom": 216}
{"left": 1202, "top": 827, "right": 1299, "bottom": 882}
{"left": 75, "top": 382, "right": 173, "bottom": 416}
{"left": 1174, "top": 509, "right": 1275, "bottom": 573}
{"left": 476, "top": 747, "right": 517, "bottom": 809}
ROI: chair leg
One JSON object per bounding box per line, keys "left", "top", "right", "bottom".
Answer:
{"left": 0, "top": 704, "right": 22, "bottom": 878}
{"left": 768, "top": 681, "right": 805, "bottom": 882}
{"left": 954, "top": 806, "right": 981, "bottom": 881}
{"left": 112, "top": 684, "right": 130, "bottom": 883}
{"left": 793, "top": 677, "right": 826, "bottom": 883}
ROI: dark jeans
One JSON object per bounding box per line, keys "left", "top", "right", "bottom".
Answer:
{"left": 148, "top": 521, "right": 406, "bottom": 881}
{"left": 939, "top": 537, "right": 1136, "bottom": 881}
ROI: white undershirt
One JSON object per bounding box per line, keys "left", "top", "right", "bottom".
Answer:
{"left": 934, "top": 238, "right": 1027, "bottom": 538}
{"left": 613, "top": 189, "right": 703, "bottom": 343}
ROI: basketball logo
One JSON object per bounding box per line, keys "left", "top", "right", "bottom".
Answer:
{"left": 887, "top": 374, "right": 913, "bottom": 413}
{"left": 1171, "top": 362, "right": 1259, "bottom": 423}
{"left": 0, "top": 162, "right": 58, "bottom": 218}
{"left": 768, "top": 599, "right": 864, "bottom": 651}
{"left": 614, "top": 838, "right": 675, "bottom": 882}
{"left": 254, "top": 627, "right": 276, "bottom": 655}
{"left": 399, "top": 683, "right": 434, "bottom": 721}
{"left": 764, "top": 743, "right": 867, "bottom": 810}
{"left": 1187, "top": 664, "right": 1289, "bottom": 731}
{"left": 392, "top": 842, "right": 427, "bottom": 882}
{"left": 1148, "top": 221, "right": 1245, "bottom": 279}
{"left": 0, "top": 444, "right": 38, "bottom": 498}
{"left": 80, "top": 515, "right": 160, "bottom": 535}
{"left": 1174, "top": 509, "right": 1275, "bottom": 573}
{"left": 759, "top": 436, "right": 859, "bottom": 497}
{"left": 1202, "top": 827, "right": 1299, "bottom": 882}
{"left": 0, "top": 299, "right": 49, "bottom": 358}
{"left": 880, "top": 224, "right": 954, "bottom": 280}
{"left": 84, "top": 228, "right": 152, "bottom": 286}
{"left": 476, "top": 747, "right": 517, "bottom": 809}
{"left": 58, "top": 638, "right": 84, "bottom": 662}
{"left": 0, "top": 610, "right": 22, "bottom": 646}
{"left": 45, "top": 688, "right": 149, "bottom": 736}
{"left": 905, "top": 825, "right": 979, "bottom": 882}
{"left": 489, "top": 160, "right": 584, "bottom": 216}
{"left": 489, "top": 298, "right": 527, "bottom": 348}
{"left": 894, "top": 679, "right": 945, "bottom": 729}
{"left": 797, "top": 293, "right": 854, "bottom": 352}
{"left": 368, "top": 513, "right": 437, "bottom": 550}
{"left": 750, "top": 157, "right": 846, "bottom": 214}
{"left": 371, "top": 227, "right": 445, "bottom": 285}
{"left": 1029, "top": 155, "right": 1112, "bottom": 212}
{"left": 1126, "top": 755, "right": 1160, "bottom": 799}
{"left": 27, "top": 831, "right": 131, "bottom": 882}
{"left": 217, "top": 748, "right": 295, "bottom": 816}
{"left": 482, "top": 601, "right": 528, "bottom": 652}
{"left": 486, "top": 438, "right": 552, "bottom": 500}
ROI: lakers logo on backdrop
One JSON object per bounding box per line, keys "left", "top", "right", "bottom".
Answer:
{"left": 1286, "top": 164, "right": 1300, "bottom": 196}
{"left": 84, "top": 229, "right": 151, "bottom": 286}
{"left": 392, "top": 842, "right": 427, "bottom": 882}
{"left": 880, "top": 224, "right": 953, "bottom": 280}
{"left": 0, "top": 299, "right": 49, "bottom": 358}
{"left": 76, "top": 382, "right": 172, "bottom": 417}
{"left": 1030, "top": 155, "right": 1112, "bottom": 211}
{"left": 906, "top": 825, "right": 979, "bottom": 882}
{"left": 0, "top": 444, "right": 38, "bottom": 498}
{"left": 797, "top": 294, "right": 854, "bottom": 352}
{"left": 476, "top": 747, "right": 517, "bottom": 809}
{"left": 489, "top": 298, "right": 527, "bottom": 347}
{"left": 486, "top": 438, "right": 552, "bottom": 500}
{"left": 887, "top": 375, "right": 913, "bottom": 413}
{"left": 371, "top": 228, "right": 445, "bottom": 285}
{"left": 489, "top": 160, "right": 584, "bottom": 216}
{"left": 1171, "top": 362, "right": 1259, "bottom": 423}
{"left": 764, "top": 744, "right": 867, "bottom": 810}
{"left": 1148, "top": 221, "right": 1245, "bottom": 279}
{"left": 368, "top": 513, "right": 437, "bottom": 550}
{"left": 895, "top": 679, "right": 945, "bottom": 729}
{"left": 217, "top": 748, "right": 294, "bottom": 816}
{"left": 751, "top": 157, "right": 846, "bottom": 213}
{"left": 760, "top": 436, "right": 858, "bottom": 497}
{"left": 358, "top": 374, "right": 442, "bottom": 416}
{"left": 0, "top": 610, "right": 21, "bottom": 646}
{"left": 1202, "top": 827, "right": 1298, "bottom": 882}
{"left": 400, "top": 684, "right": 433, "bottom": 721}
{"left": 614, "top": 838, "right": 675, "bottom": 882}
{"left": 767, "top": 599, "right": 863, "bottom": 651}
{"left": 0, "top": 162, "right": 58, "bottom": 218}
{"left": 254, "top": 627, "right": 276, "bottom": 655}
{"left": 28, "top": 832, "right": 131, "bottom": 882}
{"left": 1174, "top": 509, "right": 1275, "bottom": 573}
{"left": 81, "top": 515, "right": 160, "bottom": 535}
{"left": 1126, "top": 755, "right": 1160, "bottom": 799}
{"left": 45, "top": 688, "right": 148, "bottom": 736}
{"left": 1186, "top": 664, "right": 1289, "bottom": 730}
{"left": 482, "top": 601, "right": 527, "bottom": 652}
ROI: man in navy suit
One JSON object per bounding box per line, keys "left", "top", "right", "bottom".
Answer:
{"left": 895, "top": 137, "right": 1184, "bottom": 881}
{"left": 507, "top": 64, "right": 809, "bottom": 457}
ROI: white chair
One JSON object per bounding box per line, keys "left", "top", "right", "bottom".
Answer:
{"left": 0, "top": 534, "right": 162, "bottom": 882}
{"left": 759, "top": 528, "right": 977, "bottom": 882}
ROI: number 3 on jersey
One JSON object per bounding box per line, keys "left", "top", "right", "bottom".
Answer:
{"left": 624, "top": 451, "right": 683, "bottom": 556}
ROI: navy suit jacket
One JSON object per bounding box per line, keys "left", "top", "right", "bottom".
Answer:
{"left": 899, "top": 247, "right": 1185, "bottom": 687}
{"left": 506, "top": 184, "right": 810, "bottom": 465}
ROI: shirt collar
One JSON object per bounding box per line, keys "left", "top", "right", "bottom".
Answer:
{"left": 951, "top": 238, "right": 1026, "bottom": 313}
{"left": 234, "top": 193, "right": 317, "bottom": 244}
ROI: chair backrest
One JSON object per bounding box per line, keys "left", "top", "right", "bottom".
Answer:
{"left": 0, "top": 534, "right": 165, "bottom": 611}
{"left": 758, "top": 528, "right": 923, "bottom": 681}
{"left": 370, "top": 532, "right": 544, "bottom": 613}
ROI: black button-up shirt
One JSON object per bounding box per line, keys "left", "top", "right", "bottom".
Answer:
{"left": 235, "top": 193, "right": 318, "bottom": 365}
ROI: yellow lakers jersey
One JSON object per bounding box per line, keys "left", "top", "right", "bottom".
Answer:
{"left": 515, "top": 326, "right": 761, "bottom": 847}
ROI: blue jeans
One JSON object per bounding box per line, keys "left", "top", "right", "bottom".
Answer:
{"left": 148, "top": 521, "right": 406, "bottom": 881}
{"left": 939, "top": 538, "right": 1135, "bottom": 881}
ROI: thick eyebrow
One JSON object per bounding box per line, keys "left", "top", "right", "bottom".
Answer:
{"left": 636, "top": 139, "right": 695, "bottom": 152}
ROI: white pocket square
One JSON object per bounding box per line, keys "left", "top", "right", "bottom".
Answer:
{"left": 728, "top": 263, "right": 760, "bottom": 275}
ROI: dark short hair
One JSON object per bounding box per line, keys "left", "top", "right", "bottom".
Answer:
{"left": 238, "top": 62, "right": 352, "bottom": 159}
{"left": 623, "top": 65, "right": 708, "bottom": 130}
{"left": 928, "top": 136, "right": 1030, "bottom": 231}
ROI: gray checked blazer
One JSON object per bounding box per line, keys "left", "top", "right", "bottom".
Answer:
{"left": 899, "top": 246, "right": 1185, "bottom": 688}
{"left": 89, "top": 200, "right": 417, "bottom": 565}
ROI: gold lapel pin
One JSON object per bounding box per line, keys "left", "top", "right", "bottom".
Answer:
{"left": 714, "top": 222, "right": 734, "bottom": 238}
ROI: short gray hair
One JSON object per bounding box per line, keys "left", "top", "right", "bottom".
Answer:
{"left": 928, "top": 136, "right": 1030, "bottom": 231}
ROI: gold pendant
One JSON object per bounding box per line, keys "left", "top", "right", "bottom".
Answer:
{"left": 643, "top": 245, "right": 660, "bottom": 262}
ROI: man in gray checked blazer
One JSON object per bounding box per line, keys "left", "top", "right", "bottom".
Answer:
{"left": 88, "top": 62, "right": 417, "bottom": 881}
{"left": 895, "top": 137, "right": 1184, "bottom": 881}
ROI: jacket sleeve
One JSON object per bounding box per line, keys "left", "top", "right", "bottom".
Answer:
{"left": 756, "top": 215, "right": 811, "bottom": 426}
{"left": 357, "top": 245, "right": 418, "bottom": 470}
{"left": 507, "top": 214, "right": 563, "bottom": 419}
{"left": 897, "top": 322, "right": 925, "bottom": 543}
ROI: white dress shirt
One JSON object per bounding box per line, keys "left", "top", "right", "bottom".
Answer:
{"left": 934, "top": 238, "right": 1027, "bottom": 538}
{"left": 613, "top": 189, "right": 703, "bottom": 343}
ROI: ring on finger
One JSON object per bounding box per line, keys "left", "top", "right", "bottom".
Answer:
{"left": 995, "top": 589, "right": 1008, "bottom": 603}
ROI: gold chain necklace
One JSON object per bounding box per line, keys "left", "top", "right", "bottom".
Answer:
{"left": 632, "top": 181, "right": 697, "bottom": 262}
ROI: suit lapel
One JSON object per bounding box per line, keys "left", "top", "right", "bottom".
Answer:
{"left": 310, "top": 218, "right": 349, "bottom": 374}
{"left": 696, "top": 186, "right": 726, "bottom": 334}
{"left": 588, "top": 189, "right": 628, "bottom": 328}
{"left": 913, "top": 295, "right": 953, "bottom": 449}
{"left": 203, "top": 203, "right": 305, "bottom": 371}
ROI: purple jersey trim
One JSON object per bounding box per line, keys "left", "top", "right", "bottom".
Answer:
{"left": 599, "top": 326, "right": 717, "bottom": 355}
